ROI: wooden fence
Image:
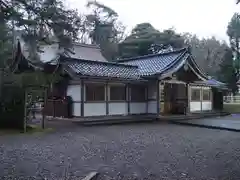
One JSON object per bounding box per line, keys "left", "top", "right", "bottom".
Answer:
{"left": 224, "top": 96, "right": 240, "bottom": 104}
{"left": 44, "top": 99, "right": 72, "bottom": 118}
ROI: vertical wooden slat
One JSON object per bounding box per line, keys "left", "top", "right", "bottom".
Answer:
{"left": 156, "top": 80, "right": 160, "bottom": 116}
{"left": 127, "top": 84, "right": 130, "bottom": 114}
{"left": 81, "top": 80, "right": 84, "bottom": 117}
{"left": 185, "top": 83, "right": 189, "bottom": 114}
{"left": 146, "top": 84, "right": 148, "bottom": 114}
{"left": 200, "top": 87, "right": 203, "bottom": 112}
{"left": 106, "top": 82, "right": 109, "bottom": 115}
{"left": 188, "top": 84, "right": 191, "bottom": 113}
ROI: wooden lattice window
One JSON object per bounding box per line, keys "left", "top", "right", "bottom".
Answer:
{"left": 109, "top": 85, "right": 126, "bottom": 101}
{"left": 85, "top": 83, "right": 105, "bottom": 101}
{"left": 191, "top": 88, "right": 201, "bottom": 101}
{"left": 202, "top": 89, "right": 211, "bottom": 101}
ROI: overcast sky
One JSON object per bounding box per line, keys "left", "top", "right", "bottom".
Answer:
{"left": 67, "top": 0, "right": 240, "bottom": 42}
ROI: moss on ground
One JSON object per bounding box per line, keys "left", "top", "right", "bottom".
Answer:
{"left": 0, "top": 125, "right": 54, "bottom": 136}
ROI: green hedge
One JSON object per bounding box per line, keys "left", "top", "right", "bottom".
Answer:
{"left": 224, "top": 104, "right": 240, "bottom": 114}
{"left": 0, "top": 86, "right": 25, "bottom": 130}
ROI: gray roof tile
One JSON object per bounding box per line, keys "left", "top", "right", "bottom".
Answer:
{"left": 118, "top": 48, "right": 187, "bottom": 76}
{"left": 65, "top": 59, "right": 141, "bottom": 80}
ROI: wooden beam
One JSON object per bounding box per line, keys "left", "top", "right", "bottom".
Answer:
{"left": 106, "top": 82, "right": 109, "bottom": 115}
{"left": 188, "top": 84, "right": 191, "bottom": 113}
{"left": 146, "top": 85, "right": 149, "bottom": 114}
{"left": 127, "top": 84, "right": 130, "bottom": 114}
{"left": 156, "top": 80, "right": 160, "bottom": 116}
{"left": 200, "top": 86, "right": 203, "bottom": 112}
{"left": 81, "top": 80, "right": 84, "bottom": 117}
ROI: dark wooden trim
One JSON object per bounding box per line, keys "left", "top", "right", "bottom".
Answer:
{"left": 72, "top": 101, "right": 81, "bottom": 103}
{"left": 127, "top": 84, "right": 130, "bottom": 114}
{"left": 73, "top": 76, "right": 148, "bottom": 83}
{"left": 84, "top": 101, "right": 106, "bottom": 103}
{"left": 109, "top": 100, "right": 127, "bottom": 103}
{"left": 106, "top": 82, "right": 109, "bottom": 115}
{"left": 200, "top": 86, "right": 203, "bottom": 111}
{"left": 129, "top": 100, "right": 147, "bottom": 103}
{"left": 156, "top": 80, "right": 160, "bottom": 116}
{"left": 146, "top": 85, "right": 149, "bottom": 113}
{"left": 81, "top": 80, "right": 84, "bottom": 117}
{"left": 148, "top": 98, "right": 157, "bottom": 101}
{"left": 186, "top": 83, "right": 190, "bottom": 114}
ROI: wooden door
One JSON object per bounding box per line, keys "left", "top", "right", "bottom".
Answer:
{"left": 164, "top": 83, "right": 172, "bottom": 114}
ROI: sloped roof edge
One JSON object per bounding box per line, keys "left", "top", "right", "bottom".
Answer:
{"left": 117, "top": 47, "right": 188, "bottom": 63}
{"left": 62, "top": 57, "right": 139, "bottom": 69}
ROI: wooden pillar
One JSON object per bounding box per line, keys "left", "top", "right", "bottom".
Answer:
{"left": 81, "top": 80, "right": 84, "bottom": 117}
{"left": 187, "top": 84, "right": 191, "bottom": 113}
{"left": 146, "top": 84, "right": 148, "bottom": 114}
{"left": 185, "top": 83, "right": 190, "bottom": 114}
{"left": 211, "top": 88, "right": 213, "bottom": 111}
{"left": 200, "top": 86, "right": 203, "bottom": 112}
{"left": 156, "top": 80, "right": 160, "bottom": 116}
{"left": 127, "top": 84, "right": 130, "bottom": 114}
{"left": 106, "top": 82, "right": 109, "bottom": 115}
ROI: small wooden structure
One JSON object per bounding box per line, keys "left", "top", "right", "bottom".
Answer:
{"left": 13, "top": 36, "right": 228, "bottom": 121}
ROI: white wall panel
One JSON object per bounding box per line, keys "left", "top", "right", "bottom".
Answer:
{"left": 67, "top": 85, "right": 81, "bottom": 101}
{"left": 84, "top": 103, "right": 106, "bottom": 116}
{"left": 190, "top": 102, "right": 201, "bottom": 112}
{"left": 130, "top": 103, "right": 147, "bottom": 114}
{"left": 109, "top": 103, "right": 128, "bottom": 115}
{"left": 148, "top": 101, "right": 157, "bottom": 114}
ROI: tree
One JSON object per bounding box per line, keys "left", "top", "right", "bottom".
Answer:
{"left": 184, "top": 33, "right": 228, "bottom": 76}
{"left": 227, "top": 13, "right": 240, "bottom": 88}
{"left": 118, "top": 23, "right": 185, "bottom": 58}
{"left": 0, "top": 21, "right": 13, "bottom": 68}
{"left": 0, "top": 0, "right": 84, "bottom": 97}
{"left": 218, "top": 48, "right": 238, "bottom": 94}
{"left": 85, "top": 0, "right": 125, "bottom": 60}
{"left": 1, "top": 0, "right": 83, "bottom": 62}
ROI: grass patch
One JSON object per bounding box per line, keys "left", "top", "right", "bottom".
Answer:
{"left": 0, "top": 125, "right": 54, "bottom": 136}
{"left": 224, "top": 103, "right": 240, "bottom": 114}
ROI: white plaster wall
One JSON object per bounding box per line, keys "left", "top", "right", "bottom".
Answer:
{"left": 148, "top": 101, "right": 157, "bottom": 114}
{"left": 84, "top": 103, "right": 106, "bottom": 116}
{"left": 130, "top": 103, "right": 147, "bottom": 114}
{"left": 190, "top": 102, "right": 201, "bottom": 112}
{"left": 202, "top": 101, "right": 212, "bottom": 111}
{"left": 72, "top": 103, "right": 81, "bottom": 117}
{"left": 67, "top": 85, "right": 81, "bottom": 101}
{"left": 109, "top": 103, "right": 128, "bottom": 115}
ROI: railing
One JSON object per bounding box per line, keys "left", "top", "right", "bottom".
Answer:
{"left": 224, "top": 96, "right": 240, "bottom": 104}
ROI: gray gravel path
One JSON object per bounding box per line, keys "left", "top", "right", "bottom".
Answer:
{"left": 0, "top": 123, "right": 240, "bottom": 180}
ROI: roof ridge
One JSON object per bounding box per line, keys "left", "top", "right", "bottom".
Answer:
{"left": 117, "top": 47, "right": 188, "bottom": 62}
{"left": 63, "top": 57, "right": 139, "bottom": 68}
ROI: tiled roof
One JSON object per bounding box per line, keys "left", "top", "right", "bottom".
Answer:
{"left": 118, "top": 48, "right": 187, "bottom": 76}
{"left": 17, "top": 34, "right": 107, "bottom": 64}
{"left": 66, "top": 43, "right": 107, "bottom": 62}
{"left": 194, "top": 79, "right": 228, "bottom": 89}
{"left": 64, "top": 59, "right": 141, "bottom": 80}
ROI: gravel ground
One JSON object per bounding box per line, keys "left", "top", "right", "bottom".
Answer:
{"left": 0, "top": 122, "right": 240, "bottom": 180}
